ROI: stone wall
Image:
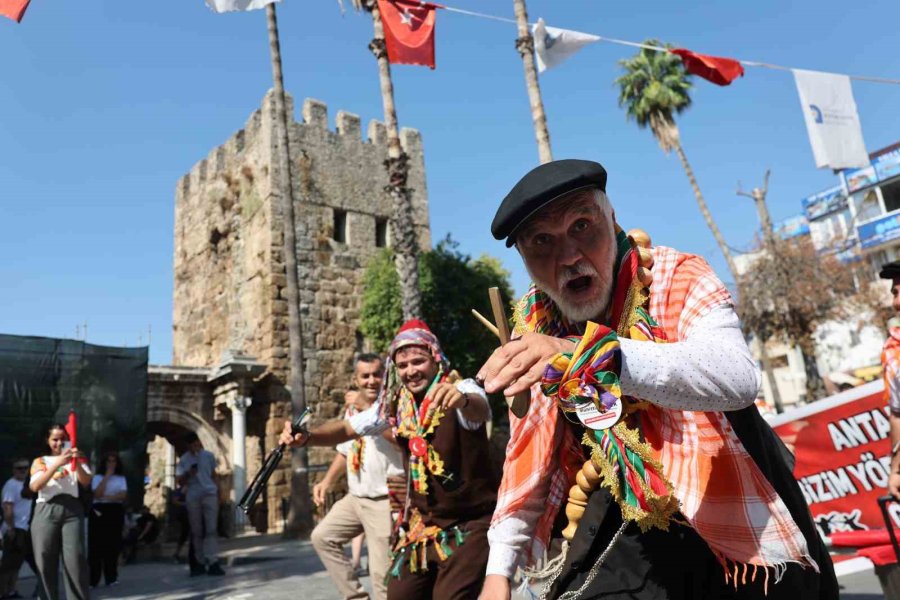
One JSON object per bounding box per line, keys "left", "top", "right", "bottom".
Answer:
{"left": 169, "top": 90, "right": 431, "bottom": 531}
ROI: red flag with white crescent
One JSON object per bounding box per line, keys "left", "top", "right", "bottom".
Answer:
{"left": 0, "top": 0, "right": 31, "bottom": 22}
{"left": 378, "top": 0, "right": 440, "bottom": 69}
{"left": 670, "top": 48, "right": 744, "bottom": 86}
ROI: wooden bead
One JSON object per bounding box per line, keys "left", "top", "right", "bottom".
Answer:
{"left": 569, "top": 484, "right": 589, "bottom": 504}
{"left": 628, "top": 229, "right": 652, "bottom": 248}
{"left": 565, "top": 502, "right": 586, "bottom": 523}
{"left": 575, "top": 470, "right": 593, "bottom": 493}
{"left": 582, "top": 460, "right": 601, "bottom": 487}
{"left": 638, "top": 247, "right": 654, "bottom": 268}
{"left": 562, "top": 522, "right": 579, "bottom": 541}
{"left": 567, "top": 496, "right": 587, "bottom": 508}
{"left": 637, "top": 267, "right": 653, "bottom": 287}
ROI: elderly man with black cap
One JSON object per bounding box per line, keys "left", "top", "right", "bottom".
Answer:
{"left": 878, "top": 261, "right": 900, "bottom": 499}
{"left": 477, "top": 160, "right": 836, "bottom": 600}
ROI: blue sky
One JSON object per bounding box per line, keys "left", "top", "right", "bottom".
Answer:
{"left": 1, "top": 0, "right": 897, "bottom": 365}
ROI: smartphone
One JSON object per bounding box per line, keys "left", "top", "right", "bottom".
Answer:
{"left": 62, "top": 441, "right": 72, "bottom": 452}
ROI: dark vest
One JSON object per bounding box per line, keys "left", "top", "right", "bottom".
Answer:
{"left": 549, "top": 407, "right": 839, "bottom": 600}
{"left": 399, "top": 405, "right": 498, "bottom": 529}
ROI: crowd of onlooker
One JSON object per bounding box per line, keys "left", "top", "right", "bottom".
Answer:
{"left": 0, "top": 426, "right": 222, "bottom": 600}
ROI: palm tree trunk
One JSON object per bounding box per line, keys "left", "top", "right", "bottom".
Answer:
{"left": 672, "top": 140, "right": 738, "bottom": 284}
{"left": 367, "top": 0, "right": 423, "bottom": 320}
{"left": 266, "top": 3, "right": 312, "bottom": 537}
{"left": 512, "top": 0, "right": 552, "bottom": 164}
{"left": 673, "top": 141, "right": 789, "bottom": 411}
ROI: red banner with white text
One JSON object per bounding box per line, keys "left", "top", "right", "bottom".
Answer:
{"left": 770, "top": 381, "right": 893, "bottom": 538}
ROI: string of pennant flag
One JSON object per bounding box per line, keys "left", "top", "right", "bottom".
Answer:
{"left": 3, "top": 0, "right": 894, "bottom": 169}
{"left": 3, "top": 0, "right": 898, "bottom": 86}
{"left": 382, "top": 0, "right": 900, "bottom": 86}
{"left": 363, "top": 0, "right": 891, "bottom": 169}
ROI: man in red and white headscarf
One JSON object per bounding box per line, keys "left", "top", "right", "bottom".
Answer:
{"left": 282, "top": 319, "right": 498, "bottom": 599}
{"left": 478, "top": 160, "right": 836, "bottom": 600}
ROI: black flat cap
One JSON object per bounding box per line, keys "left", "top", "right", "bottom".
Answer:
{"left": 492, "top": 159, "right": 607, "bottom": 247}
{"left": 880, "top": 261, "right": 900, "bottom": 279}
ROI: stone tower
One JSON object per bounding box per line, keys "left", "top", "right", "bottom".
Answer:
{"left": 170, "top": 90, "right": 430, "bottom": 529}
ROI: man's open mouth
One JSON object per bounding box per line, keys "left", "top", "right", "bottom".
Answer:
{"left": 565, "top": 275, "right": 594, "bottom": 294}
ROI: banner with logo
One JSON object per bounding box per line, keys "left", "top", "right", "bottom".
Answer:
{"left": 770, "top": 381, "right": 892, "bottom": 537}
{"left": 844, "top": 164, "right": 879, "bottom": 193}
{"left": 857, "top": 212, "right": 900, "bottom": 250}
{"left": 793, "top": 69, "right": 869, "bottom": 170}
{"left": 874, "top": 148, "right": 900, "bottom": 182}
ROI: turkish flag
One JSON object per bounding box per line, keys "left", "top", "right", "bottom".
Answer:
{"left": 378, "top": 0, "right": 439, "bottom": 69}
{"left": 670, "top": 48, "right": 744, "bottom": 86}
{"left": 0, "top": 0, "right": 30, "bottom": 22}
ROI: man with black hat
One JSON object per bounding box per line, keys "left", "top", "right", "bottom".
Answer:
{"left": 478, "top": 159, "right": 836, "bottom": 599}
{"left": 878, "top": 261, "right": 900, "bottom": 499}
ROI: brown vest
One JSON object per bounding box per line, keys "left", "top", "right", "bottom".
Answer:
{"left": 399, "top": 406, "right": 497, "bottom": 529}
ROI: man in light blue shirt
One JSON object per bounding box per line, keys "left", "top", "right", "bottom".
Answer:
{"left": 176, "top": 433, "right": 224, "bottom": 576}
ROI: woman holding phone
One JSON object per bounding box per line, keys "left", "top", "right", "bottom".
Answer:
{"left": 28, "top": 423, "right": 92, "bottom": 600}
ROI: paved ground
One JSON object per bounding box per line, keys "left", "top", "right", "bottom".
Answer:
{"left": 10, "top": 534, "right": 887, "bottom": 599}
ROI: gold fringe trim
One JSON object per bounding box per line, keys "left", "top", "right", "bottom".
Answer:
{"left": 582, "top": 422, "right": 680, "bottom": 533}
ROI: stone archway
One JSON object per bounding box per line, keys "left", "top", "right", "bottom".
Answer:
{"left": 146, "top": 404, "right": 231, "bottom": 473}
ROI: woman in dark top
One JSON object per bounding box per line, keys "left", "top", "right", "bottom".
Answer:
{"left": 88, "top": 451, "right": 128, "bottom": 587}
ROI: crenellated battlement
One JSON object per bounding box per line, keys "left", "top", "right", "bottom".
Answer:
{"left": 177, "top": 91, "right": 424, "bottom": 200}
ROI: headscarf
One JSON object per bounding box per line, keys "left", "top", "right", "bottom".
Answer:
{"left": 378, "top": 319, "right": 449, "bottom": 422}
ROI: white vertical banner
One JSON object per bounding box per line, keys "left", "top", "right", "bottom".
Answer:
{"left": 793, "top": 69, "right": 869, "bottom": 170}
{"left": 532, "top": 18, "right": 600, "bottom": 73}
{"left": 205, "top": 0, "right": 279, "bottom": 13}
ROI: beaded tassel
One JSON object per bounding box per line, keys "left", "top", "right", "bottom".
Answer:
{"left": 454, "top": 527, "right": 469, "bottom": 546}
{"left": 439, "top": 531, "right": 454, "bottom": 559}
{"left": 409, "top": 545, "right": 418, "bottom": 573}
{"left": 390, "top": 550, "right": 405, "bottom": 578}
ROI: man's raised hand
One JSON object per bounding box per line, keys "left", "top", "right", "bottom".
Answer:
{"left": 431, "top": 382, "right": 465, "bottom": 412}
{"left": 279, "top": 420, "right": 309, "bottom": 448}
{"left": 477, "top": 333, "right": 575, "bottom": 398}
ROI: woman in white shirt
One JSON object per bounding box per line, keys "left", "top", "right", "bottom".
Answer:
{"left": 88, "top": 452, "right": 128, "bottom": 587}
{"left": 28, "top": 423, "right": 92, "bottom": 600}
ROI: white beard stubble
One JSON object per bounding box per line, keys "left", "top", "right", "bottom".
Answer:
{"left": 526, "top": 230, "right": 618, "bottom": 324}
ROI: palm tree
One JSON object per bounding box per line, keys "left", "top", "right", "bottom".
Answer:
{"left": 358, "top": 0, "right": 423, "bottom": 320}
{"left": 265, "top": 3, "right": 313, "bottom": 536}
{"left": 512, "top": 0, "right": 552, "bottom": 164}
{"left": 616, "top": 45, "right": 797, "bottom": 409}
{"left": 615, "top": 41, "right": 738, "bottom": 282}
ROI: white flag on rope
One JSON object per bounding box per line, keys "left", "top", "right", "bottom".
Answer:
{"left": 793, "top": 69, "right": 869, "bottom": 170}
{"left": 205, "top": 0, "right": 279, "bottom": 13}
{"left": 532, "top": 18, "right": 600, "bottom": 73}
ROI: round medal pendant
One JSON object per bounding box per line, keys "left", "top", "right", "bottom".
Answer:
{"left": 409, "top": 436, "right": 428, "bottom": 457}
{"left": 576, "top": 398, "right": 623, "bottom": 431}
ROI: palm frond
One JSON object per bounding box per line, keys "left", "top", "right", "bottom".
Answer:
{"left": 614, "top": 39, "right": 693, "bottom": 137}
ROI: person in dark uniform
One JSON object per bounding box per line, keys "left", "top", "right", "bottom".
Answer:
{"left": 478, "top": 160, "right": 837, "bottom": 600}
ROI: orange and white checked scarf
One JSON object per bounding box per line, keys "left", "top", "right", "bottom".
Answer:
{"left": 494, "top": 244, "right": 817, "bottom": 583}
{"left": 882, "top": 326, "right": 900, "bottom": 413}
